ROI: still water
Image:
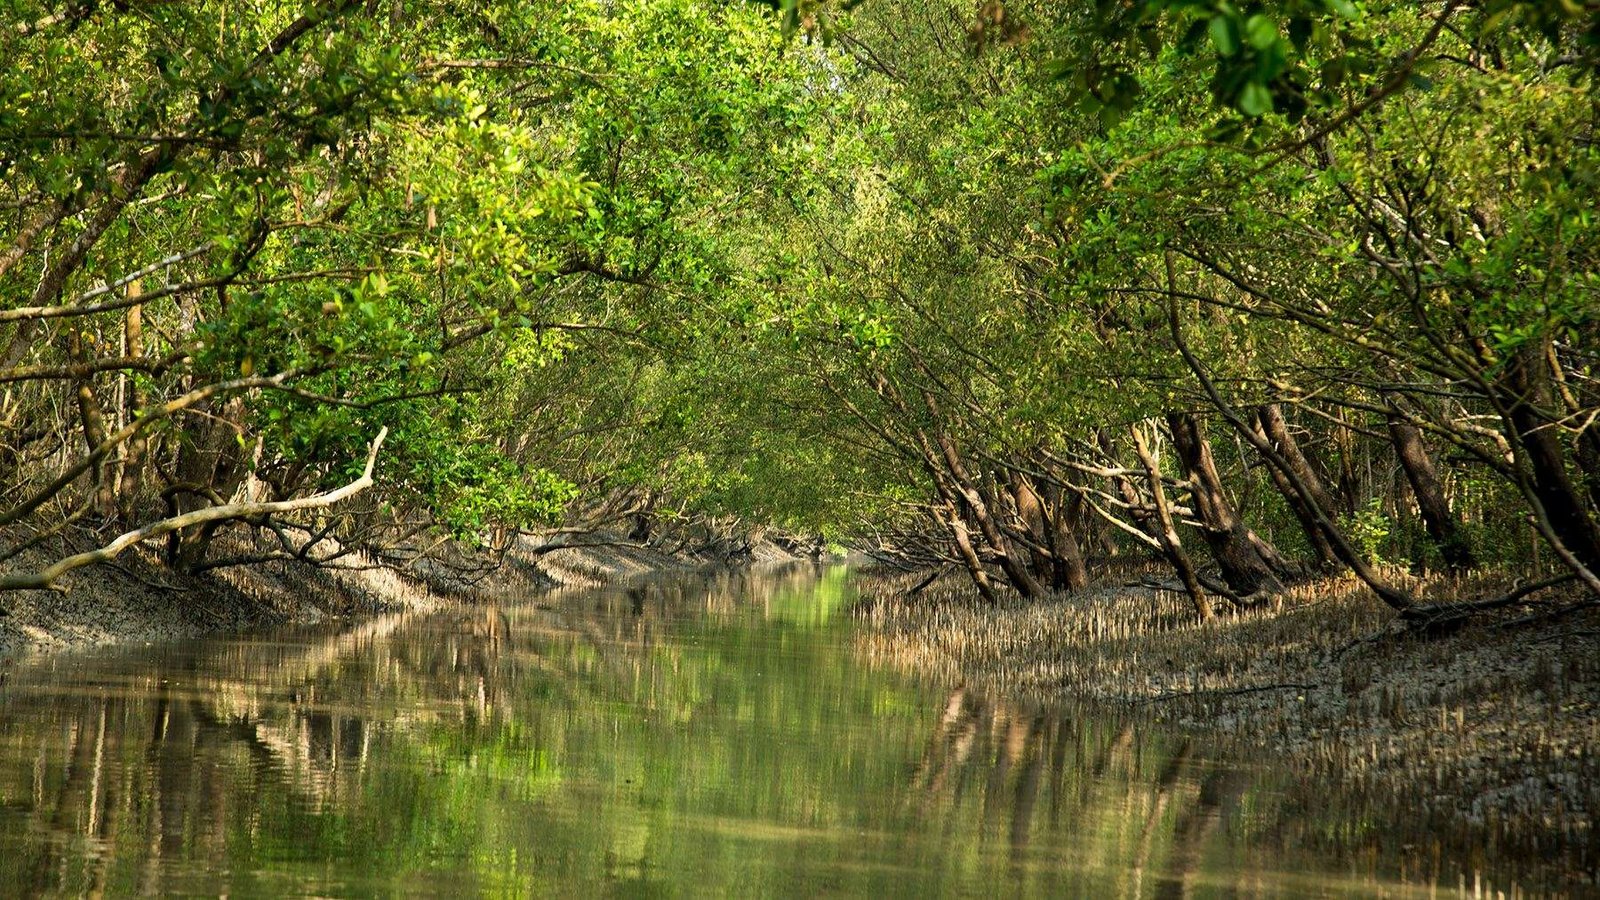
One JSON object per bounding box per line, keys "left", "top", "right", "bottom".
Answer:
{"left": 0, "top": 565, "right": 1519, "bottom": 895}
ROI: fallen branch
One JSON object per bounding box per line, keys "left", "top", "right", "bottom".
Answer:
{"left": 0, "top": 428, "right": 387, "bottom": 592}
{"left": 1399, "top": 573, "right": 1580, "bottom": 633}
{"left": 1133, "top": 681, "right": 1318, "bottom": 705}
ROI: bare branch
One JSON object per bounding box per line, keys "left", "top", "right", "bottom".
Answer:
{"left": 0, "top": 428, "right": 388, "bottom": 592}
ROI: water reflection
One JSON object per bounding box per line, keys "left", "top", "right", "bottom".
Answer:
{"left": 0, "top": 565, "right": 1547, "bottom": 895}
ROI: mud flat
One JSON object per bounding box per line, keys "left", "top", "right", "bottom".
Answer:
{"left": 0, "top": 544, "right": 452, "bottom": 658}
{"left": 854, "top": 569, "right": 1600, "bottom": 889}
{"left": 0, "top": 527, "right": 815, "bottom": 657}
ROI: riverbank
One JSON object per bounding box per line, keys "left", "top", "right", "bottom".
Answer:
{"left": 0, "top": 543, "right": 448, "bottom": 658}
{"left": 0, "top": 526, "right": 818, "bottom": 658}
{"left": 853, "top": 568, "right": 1600, "bottom": 887}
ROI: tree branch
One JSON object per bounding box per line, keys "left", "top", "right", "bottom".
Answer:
{"left": 0, "top": 428, "right": 387, "bottom": 592}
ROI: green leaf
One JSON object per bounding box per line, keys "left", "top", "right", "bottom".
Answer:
{"left": 1238, "top": 81, "right": 1273, "bottom": 117}
{"left": 1245, "top": 15, "right": 1278, "bottom": 51}
{"left": 1209, "top": 16, "right": 1240, "bottom": 56}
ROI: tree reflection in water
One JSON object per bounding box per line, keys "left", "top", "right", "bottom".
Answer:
{"left": 0, "top": 565, "right": 1545, "bottom": 895}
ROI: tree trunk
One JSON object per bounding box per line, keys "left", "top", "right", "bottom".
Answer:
{"left": 1078, "top": 490, "right": 1120, "bottom": 558}
{"left": 900, "top": 382, "right": 1046, "bottom": 601}
{"left": 1577, "top": 429, "right": 1600, "bottom": 514}
{"left": 116, "top": 286, "right": 150, "bottom": 527}
{"left": 1552, "top": 338, "right": 1600, "bottom": 513}
{"left": 930, "top": 425, "right": 1046, "bottom": 600}
{"left": 166, "top": 397, "right": 251, "bottom": 572}
{"left": 1165, "top": 411, "right": 1285, "bottom": 596}
{"left": 1332, "top": 411, "right": 1362, "bottom": 516}
{"left": 1039, "top": 478, "right": 1091, "bottom": 592}
{"left": 1503, "top": 340, "right": 1600, "bottom": 571}
{"left": 1132, "top": 427, "right": 1213, "bottom": 620}
{"left": 1385, "top": 410, "right": 1477, "bottom": 570}
{"left": 1009, "top": 472, "right": 1055, "bottom": 585}
{"left": 1256, "top": 404, "right": 1338, "bottom": 512}
{"left": 931, "top": 503, "right": 997, "bottom": 604}
{"left": 1097, "top": 428, "right": 1161, "bottom": 544}
{"left": 67, "top": 327, "right": 116, "bottom": 518}
{"left": 1255, "top": 404, "right": 1342, "bottom": 571}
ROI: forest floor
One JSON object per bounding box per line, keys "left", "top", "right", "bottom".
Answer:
{"left": 0, "top": 527, "right": 812, "bottom": 658}
{"left": 853, "top": 565, "right": 1600, "bottom": 888}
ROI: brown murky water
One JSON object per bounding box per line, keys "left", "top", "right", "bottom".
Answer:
{"left": 0, "top": 565, "right": 1562, "bottom": 895}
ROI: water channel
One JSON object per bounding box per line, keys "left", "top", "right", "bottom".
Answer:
{"left": 0, "top": 564, "right": 1545, "bottom": 895}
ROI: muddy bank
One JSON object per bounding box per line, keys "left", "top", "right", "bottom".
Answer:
{"left": 0, "top": 542, "right": 448, "bottom": 658}
{"left": 854, "top": 569, "right": 1600, "bottom": 887}
{"left": 0, "top": 525, "right": 820, "bottom": 658}
{"left": 495, "top": 525, "right": 821, "bottom": 589}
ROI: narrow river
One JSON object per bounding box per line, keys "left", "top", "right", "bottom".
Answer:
{"left": 0, "top": 564, "right": 1514, "bottom": 895}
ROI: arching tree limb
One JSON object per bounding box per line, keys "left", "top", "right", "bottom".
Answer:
{"left": 0, "top": 369, "right": 307, "bottom": 530}
{"left": 0, "top": 428, "right": 387, "bottom": 592}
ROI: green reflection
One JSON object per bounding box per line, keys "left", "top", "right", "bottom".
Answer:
{"left": 0, "top": 565, "right": 1506, "bottom": 896}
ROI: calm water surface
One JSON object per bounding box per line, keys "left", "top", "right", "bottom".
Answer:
{"left": 0, "top": 565, "right": 1528, "bottom": 895}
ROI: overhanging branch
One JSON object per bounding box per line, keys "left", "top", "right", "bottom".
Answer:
{"left": 0, "top": 428, "right": 388, "bottom": 592}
